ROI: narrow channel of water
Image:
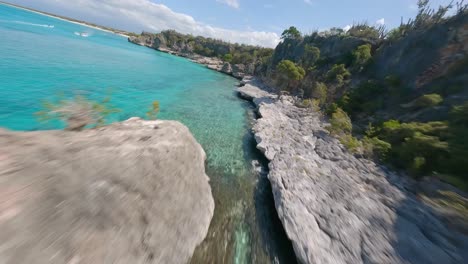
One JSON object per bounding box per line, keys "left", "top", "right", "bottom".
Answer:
{"left": 190, "top": 103, "right": 297, "bottom": 264}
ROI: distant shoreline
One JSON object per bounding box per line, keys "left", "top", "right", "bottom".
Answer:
{"left": 0, "top": 1, "right": 134, "bottom": 38}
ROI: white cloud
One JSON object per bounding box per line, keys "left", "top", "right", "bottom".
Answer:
{"left": 376, "top": 18, "right": 385, "bottom": 25}
{"left": 216, "top": 0, "right": 240, "bottom": 9}
{"left": 20, "top": 0, "right": 279, "bottom": 47}
{"left": 343, "top": 25, "right": 352, "bottom": 32}
{"left": 304, "top": 0, "right": 313, "bottom": 5}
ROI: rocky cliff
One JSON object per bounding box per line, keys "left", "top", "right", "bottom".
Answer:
{"left": 238, "top": 79, "right": 468, "bottom": 264}
{"left": 0, "top": 118, "right": 214, "bottom": 264}
{"left": 128, "top": 31, "right": 272, "bottom": 79}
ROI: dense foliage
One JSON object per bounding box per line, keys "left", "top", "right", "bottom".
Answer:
{"left": 253, "top": 0, "right": 468, "bottom": 188}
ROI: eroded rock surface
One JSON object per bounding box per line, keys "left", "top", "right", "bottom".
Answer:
{"left": 0, "top": 118, "right": 214, "bottom": 264}
{"left": 238, "top": 80, "right": 468, "bottom": 264}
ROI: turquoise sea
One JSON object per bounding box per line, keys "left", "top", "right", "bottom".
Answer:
{"left": 0, "top": 3, "right": 296, "bottom": 263}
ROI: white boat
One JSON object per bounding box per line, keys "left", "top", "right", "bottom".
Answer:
{"left": 74, "top": 32, "right": 89, "bottom": 37}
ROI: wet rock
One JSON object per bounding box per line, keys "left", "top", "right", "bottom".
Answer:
{"left": 238, "top": 79, "right": 468, "bottom": 264}
{"left": 0, "top": 118, "right": 214, "bottom": 264}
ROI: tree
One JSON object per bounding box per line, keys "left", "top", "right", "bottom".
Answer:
{"left": 276, "top": 60, "right": 305, "bottom": 89}
{"left": 281, "top": 26, "right": 301, "bottom": 40}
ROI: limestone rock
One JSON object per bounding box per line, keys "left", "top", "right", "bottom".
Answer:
{"left": 238, "top": 79, "right": 468, "bottom": 264}
{"left": 232, "top": 64, "right": 246, "bottom": 79}
{"left": 221, "top": 62, "right": 232, "bottom": 74}
{"left": 0, "top": 118, "right": 214, "bottom": 264}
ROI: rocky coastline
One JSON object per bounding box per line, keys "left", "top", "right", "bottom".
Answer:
{"left": 128, "top": 34, "right": 251, "bottom": 79}
{"left": 0, "top": 118, "right": 214, "bottom": 264}
{"left": 237, "top": 78, "right": 468, "bottom": 264}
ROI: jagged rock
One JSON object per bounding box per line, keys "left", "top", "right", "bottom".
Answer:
{"left": 221, "top": 62, "right": 232, "bottom": 74}
{"left": 238, "top": 79, "right": 468, "bottom": 264}
{"left": 0, "top": 118, "right": 214, "bottom": 264}
{"left": 128, "top": 32, "right": 155, "bottom": 48}
{"left": 232, "top": 64, "right": 246, "bottom": 79}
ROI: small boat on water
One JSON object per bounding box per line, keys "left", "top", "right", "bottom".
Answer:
{"left": 74, "top": 31, "right": 89, "bottom": 37}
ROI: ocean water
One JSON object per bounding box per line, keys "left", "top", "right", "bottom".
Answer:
{"left": 0, "top": 3, "right": 296, "bottom": 263}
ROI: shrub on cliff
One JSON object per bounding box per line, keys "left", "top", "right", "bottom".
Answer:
{"left": 311, "top": 82, "right": 327, "bottom": 106}
{"left": 276, "top": 60, "right": 306, "bottom": 90}
{"left": 326, "top": 64, "right": 351, "bottom": 85}
{"left": 352, "top": 44, "right": 372, "bottom": 66}
{"left": 406, "top": 93, "right": 443, "bottom": 109}
{"left": 327, "top": 107, "right": 352, "bottom": 136}
{"left": 36, "top": 95, "right": 119, "bottom": 131}
{"left": 376, "top": 120, "right": 450, "bottom": 176}
{"left": 362, "top": 136, "right": 392, "bottom": 161}
{"left": 339, "top": 80, "right": 383, "bottom": 115}
{"left": 339, "top": 135, "right": 362, "bottom": 153}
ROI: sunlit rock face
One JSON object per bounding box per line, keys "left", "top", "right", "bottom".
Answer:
{"left": 0, "top": 118, "right": 214, "bottom": 264}
{"left": 238, "top": 79, "right": 468, "bottom": 264}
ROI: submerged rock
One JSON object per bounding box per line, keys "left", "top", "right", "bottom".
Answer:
{"left": 238, "top": 80, "right": 468, "bottom": 264}
{"left": 0, "top": 118, "right": 214, "bottom": 264}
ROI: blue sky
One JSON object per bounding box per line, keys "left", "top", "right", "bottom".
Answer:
{"left": 5, "top": 0, "right": 454, "bottom": 47}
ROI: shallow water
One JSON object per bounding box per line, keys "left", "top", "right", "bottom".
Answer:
{"left": 0, "top": 3, "right": 296, "bottom": 263}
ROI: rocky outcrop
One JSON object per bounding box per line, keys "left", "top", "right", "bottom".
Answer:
{"left": 237, "top": 79, "right": 468, "bottom": 264}
{"left": 0, "top": 118, "right": 214, "bottom": 264}
{"left": 128, "top": 33, "right": 251, "bottom": 79}
{"left": 415, "top": 22, "right": 468, "bottom": 88}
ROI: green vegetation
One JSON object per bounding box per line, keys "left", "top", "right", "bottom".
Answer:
{"left": 223, "top": 53, "right": 233, "bottom": 62}
{"left": 302, "top": 45, "right": 321, "bottom": 67}
{"left": 408, "top": 93, "right": 444, "bottom": 109}
{"left": 145, "top": 30, "right": 274, "bottom": 67}
{"left": 250, "top": 0, "right": 467, "bottom": 188}
{"left": 134, "top": 1, "right": 468, "bottom": 189}
{"left": 327, "top": 107, "right": 352, "bottom": 136}
{"left": 36, "top": 94, "right": 119, "bottom": 131}
{"left": 311, "top": 82, "right": 327, "bottom": 106}
{"left": 281, "top": 26, "right": 302, "bottom": 40}
{"left": 276, "top": 60, "right": 306, "bottom": 90}
{"left": 352, "top": 44, "right": 372, "bottom": 67}
{"left": 362, "top": 136, "right": 391, "bottom": 160}
{"left": 326, "top": 64, "right": 351, "bottom": 85}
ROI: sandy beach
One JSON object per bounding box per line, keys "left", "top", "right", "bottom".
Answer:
{"left": 0, "top": 1, "right": 131, "bottom": 38}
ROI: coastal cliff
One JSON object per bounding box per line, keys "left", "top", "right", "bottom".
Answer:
{"left": 0, "top": 118, "right": 214, "bottom": 264}
{"left": 238, "top": 79, "right": 468, "bottom": 264}
{"left": 128, "top": 31, "right": 272, "bottom": 79}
